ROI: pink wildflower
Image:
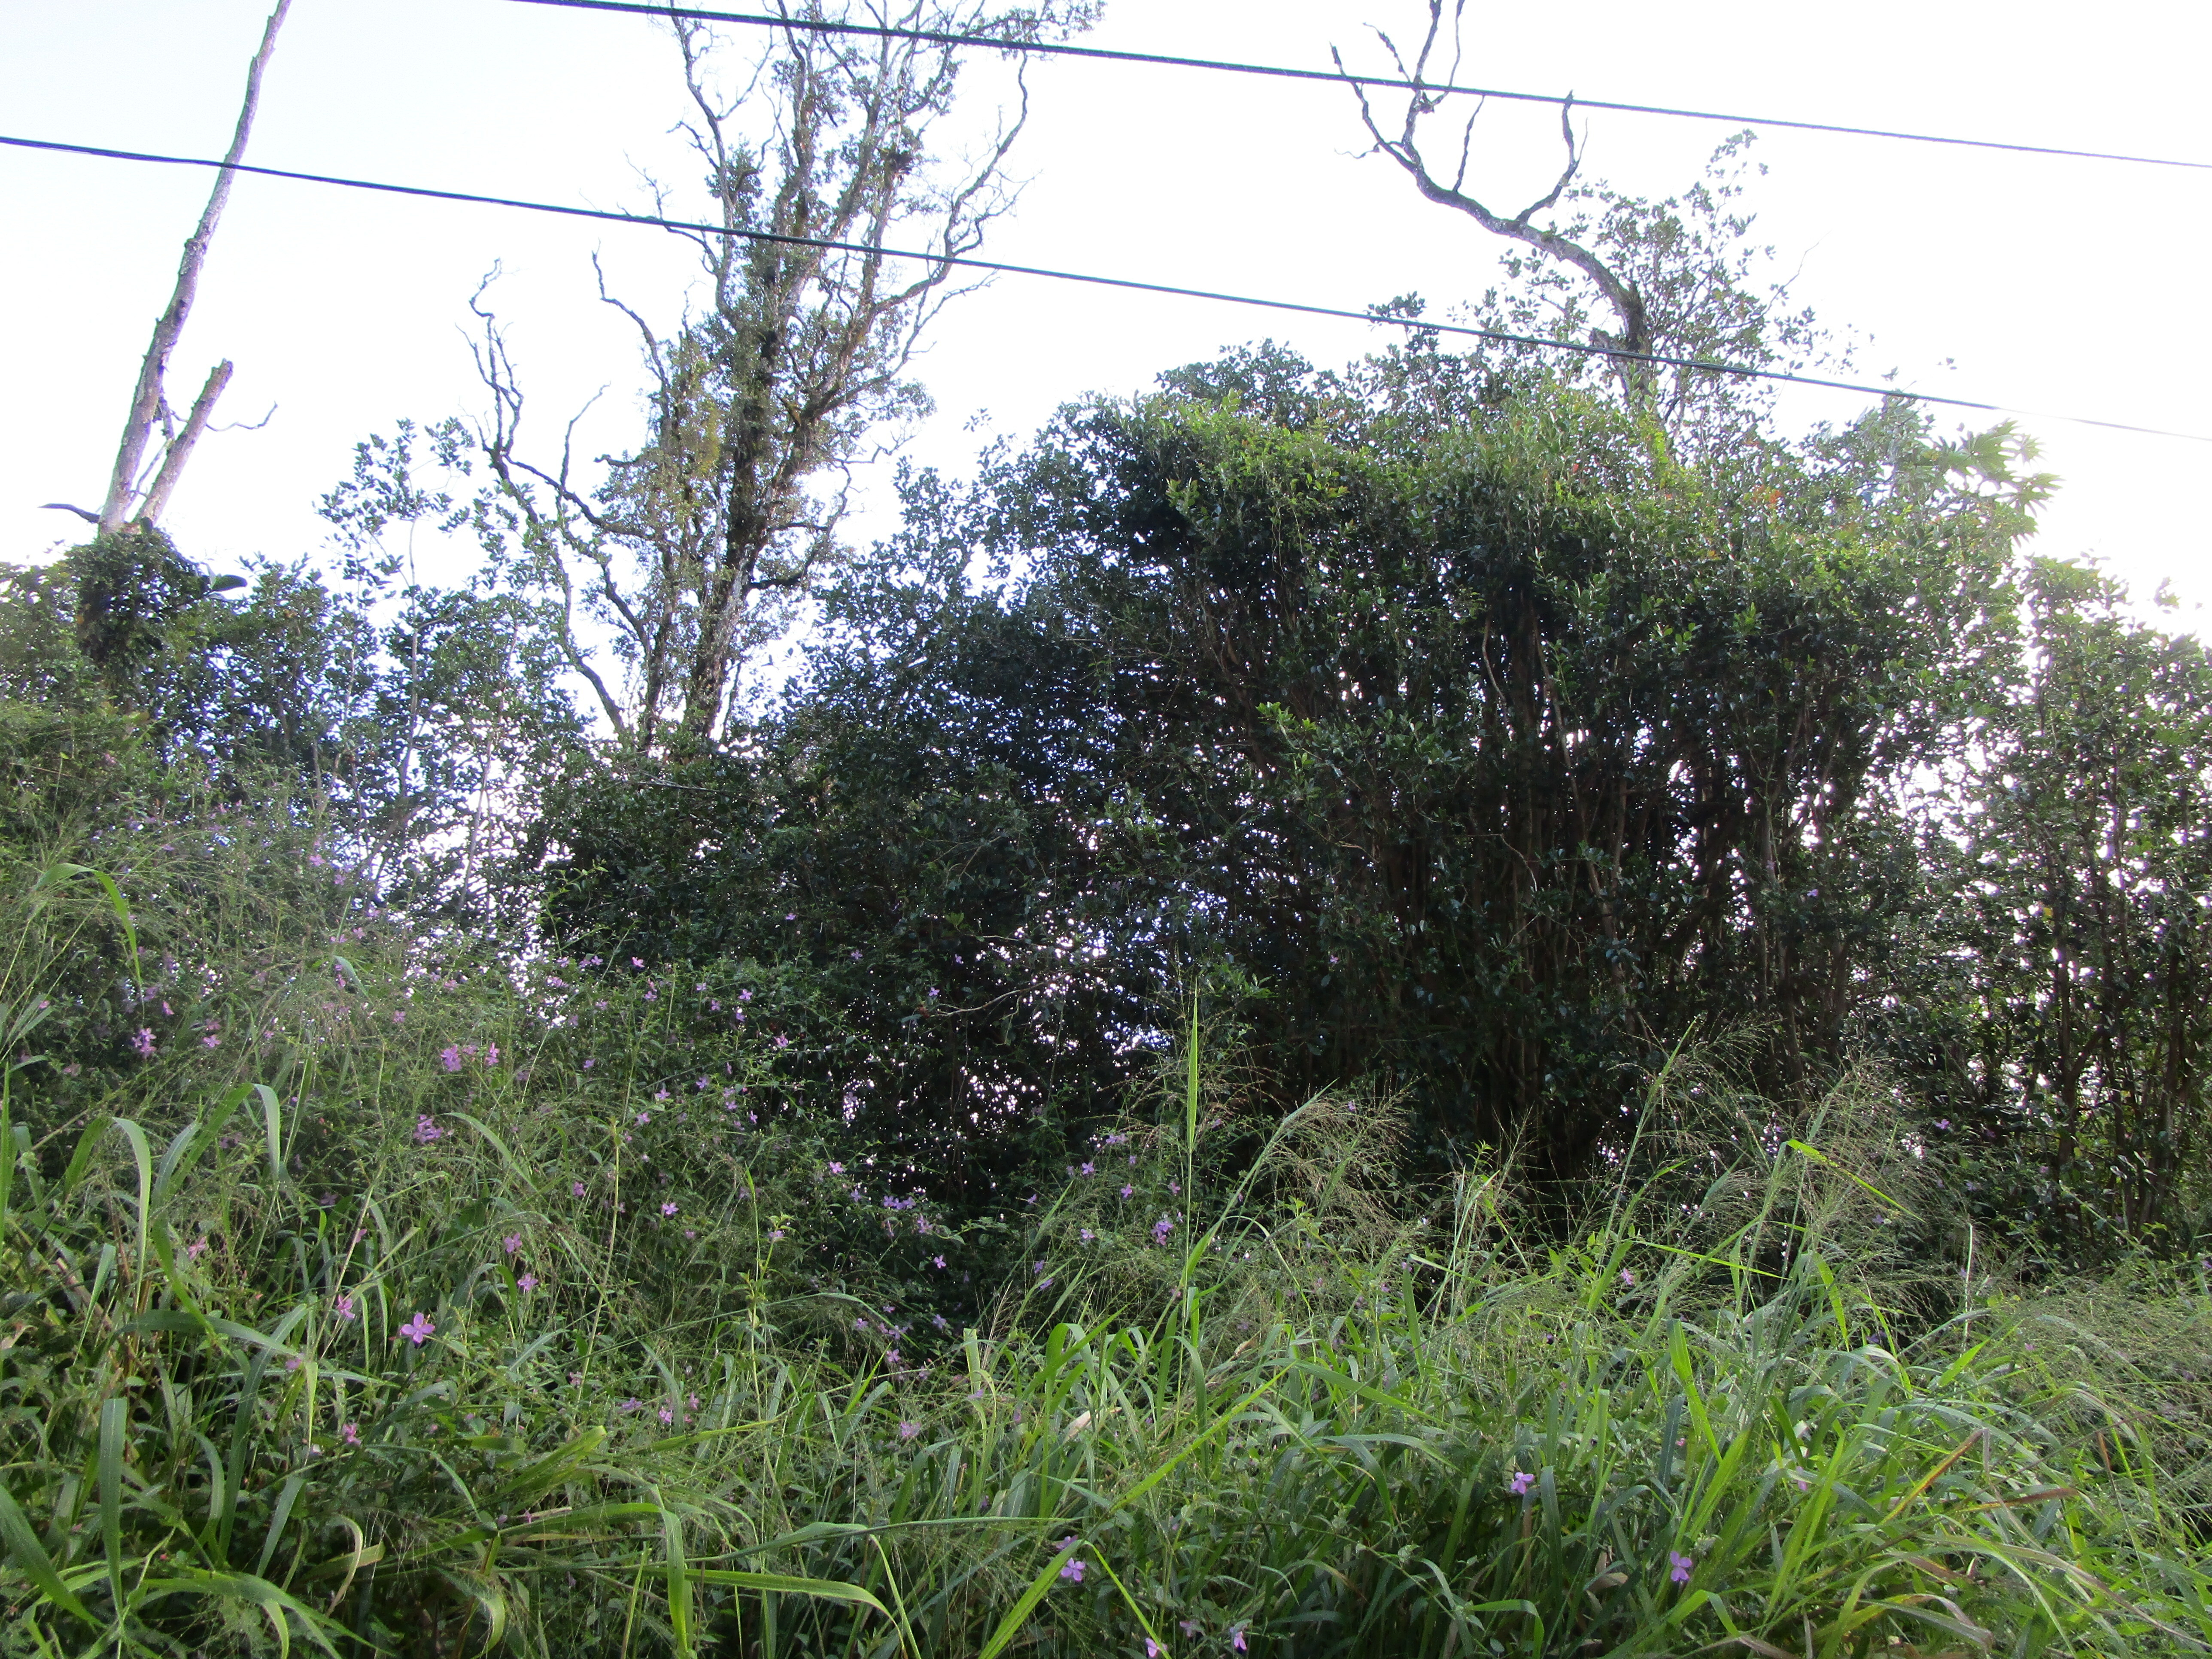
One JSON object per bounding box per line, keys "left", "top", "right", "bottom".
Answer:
{"left": 132, "top": 1028, "right": 157, "bottom": 1059}
{"left": 440, "top": 1045, "right": 462, "bottom": 1072}
{"left": 398, "top": 1312, "right": 435, "bottom": 1346}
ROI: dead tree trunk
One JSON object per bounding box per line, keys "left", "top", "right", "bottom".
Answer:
{"left": 97, "top": 0, "right": 292, "bottom": 534}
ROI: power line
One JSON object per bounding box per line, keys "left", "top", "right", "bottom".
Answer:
{"left": 511, "top": 0, "right": 2212, "bottom": 174}
{"left": 6, "top": 130, "right": 2206, "bottom": 445}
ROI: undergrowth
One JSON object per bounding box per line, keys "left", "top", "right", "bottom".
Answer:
{"left": 2, "top": 853, "right": 2209, "bottom": 1658}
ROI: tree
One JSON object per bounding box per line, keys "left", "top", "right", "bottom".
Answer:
{"left": 43, "top": 2, "right": 292, "bottom": 536}
{"left": 534, "top": 341, "right": 2037, "bottom": 1184}
{"left": 1338, "top": 4, "right": 1831, "bottom": 453}
{"left": 1916, "top": 562, "right": 2212, "bottom": 1257}
{"left": 473, "top": 0, "right": 1095, "bottom": 757}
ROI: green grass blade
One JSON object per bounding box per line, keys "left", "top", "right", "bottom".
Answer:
{"left": 0, "top": 1480, "right": 97, "bottom": 1623}
{"left": 975, "top": 1539, "right": 1079, "bottom": 1659}
{"left": 98, "top": 1396, "right": 126, "bottom": 1616}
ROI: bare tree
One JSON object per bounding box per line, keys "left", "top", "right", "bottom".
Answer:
{"left": 56, "top": 2, "right": 295, "bottom": 535}
{"left": 1337, "top": 2, "right": 1654, "bottom": 407}
{"left": 1337, "top": 1, "right": 1831, "bottom": 446}
{"left": 475, "top": 1, "right": 1094, "bottom": 757}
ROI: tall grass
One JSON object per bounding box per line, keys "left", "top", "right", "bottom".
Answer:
{"left": 3, "top": 860, "right": 2209, "bottom": 1656}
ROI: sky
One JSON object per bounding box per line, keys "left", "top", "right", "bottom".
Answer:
{"left": 4, "top": 0, "right": 2209, "bottom": 662}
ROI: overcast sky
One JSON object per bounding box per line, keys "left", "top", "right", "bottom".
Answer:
{"left": 5, "top": 0, "right": 2208, "bottom": 658}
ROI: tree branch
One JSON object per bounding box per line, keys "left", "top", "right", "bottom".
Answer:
{"left": 100, "top": 0, "right": 292, "bottom": 532}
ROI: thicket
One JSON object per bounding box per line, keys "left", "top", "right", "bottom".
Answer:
{"left": 5, "top": 332, "right": 2212, "bottom": 1654}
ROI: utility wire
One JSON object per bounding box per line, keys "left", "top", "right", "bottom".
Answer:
{"left": 511, "top": 0, "right": 2212, "bottom": 174}
{"left": 6, "top": 130, "right": 2206, "bottom": 444}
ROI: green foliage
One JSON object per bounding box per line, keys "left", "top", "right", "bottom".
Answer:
{"left": 539, "top": 365, "right": 2036, "bottom": 1184}
{"left": 1893, "top": 560, "right": 2212, "bottom": 1262}
{"left": 2, "top": 898, "right": 2206, "bottom": 1655}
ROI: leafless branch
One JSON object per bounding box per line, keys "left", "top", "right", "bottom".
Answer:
{"left": 98, "top": 0, "right": 292, "bottom": 533}
{"left": 137, "top": 359, "right": 235, "bottom": 528}
{"left": 1337, "top": 0, "right": 1650, "bottom": 401}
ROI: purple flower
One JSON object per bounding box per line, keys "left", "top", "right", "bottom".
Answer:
{"left": 898, "top": 1420, "right": 920, "bottom": 1440}
{"left": 573, "top": 1181, "right": 587, "bottom": 1197}
{"left": 1620, "top": 1268, "right": 1636, "bottom": 1286}
{"left": 131, "top": 1028, "right": 156, "bottom": 1059}
{"left": 333, "top": 1294, "right": 356, "bottom": 1322}
{"left": 1152, "top": 1216, "right": 1173, "bottom": 1245}
{"left": 774, "top": 1034, "right": 790, "bottom": 1049}
{"left": 620, "top": 1398, "right": 641, "bottom": 1413}
{"left": 414, "top": 1115, "right": 442, "bottom": 1144}
{"left": 484, "top": 1043, "right": 499, "bottom": 1065}
{"left": 340, "top": 1422, "right": 360, "bottom": 1446}
{"left": 1121, "top": 1184, "right": 1134, "bottom": 1199}
{"left": 441, "top": 1045, "right": 462, "bottom": 1073}
{"left": 398, "top": 1312, "right": 435, "bottom": 1346}
{"left": 1147, "top": 1642, "right": 1161, "bottom": 1658}
{"left": 829, "top": 1161, "right": 845, "bottom": 1174}
{"left": 1080, "top": 1161, "right": 1094, "bottom": 1176}
{"left": 517, "top": 1273, "right": 539, "bottom": 1291}
{"left": 659, "top": 1407, "right": 675, "bottom": 1424}
{"left": 635, "top": 1111, "right": 652, "bottom": 1126}
{"left": 662, "top": 1201, "right": 679, "bottom": 1217}
{"left": 503, "top": 1233, "right": 522, "bottom": 1255}
{"left": 1232, "top": 1627, "right": 1249, "bottom": 1652}
{"left": 654, "top": 1088, "right": 670, "bottom": 1101}
{"left": 1058, "top": 1555, "right": 1085, "bottom": 1583}
{"left": 1669, "top": 1550, "right": 1695, "bottom": 1584}
{"left": 1508, "top": 1470, "right": 1533, "bottom": 1495}
{"left": 186, "top": 1236, "right": 210, "bottom": 1261}
{"left": 933, "top": 1255, "right": 946, "bottom": 1269}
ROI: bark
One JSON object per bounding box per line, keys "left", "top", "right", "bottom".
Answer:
{"left": 98, "top": 0, "right": 291, "bottom": 533}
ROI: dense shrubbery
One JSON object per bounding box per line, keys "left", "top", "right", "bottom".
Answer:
{"left": 4, "top": 884, "right": 2210, "bottom": 1654}
{"left": 6, "top": 328, "right": 2212, "bottom": 1654}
